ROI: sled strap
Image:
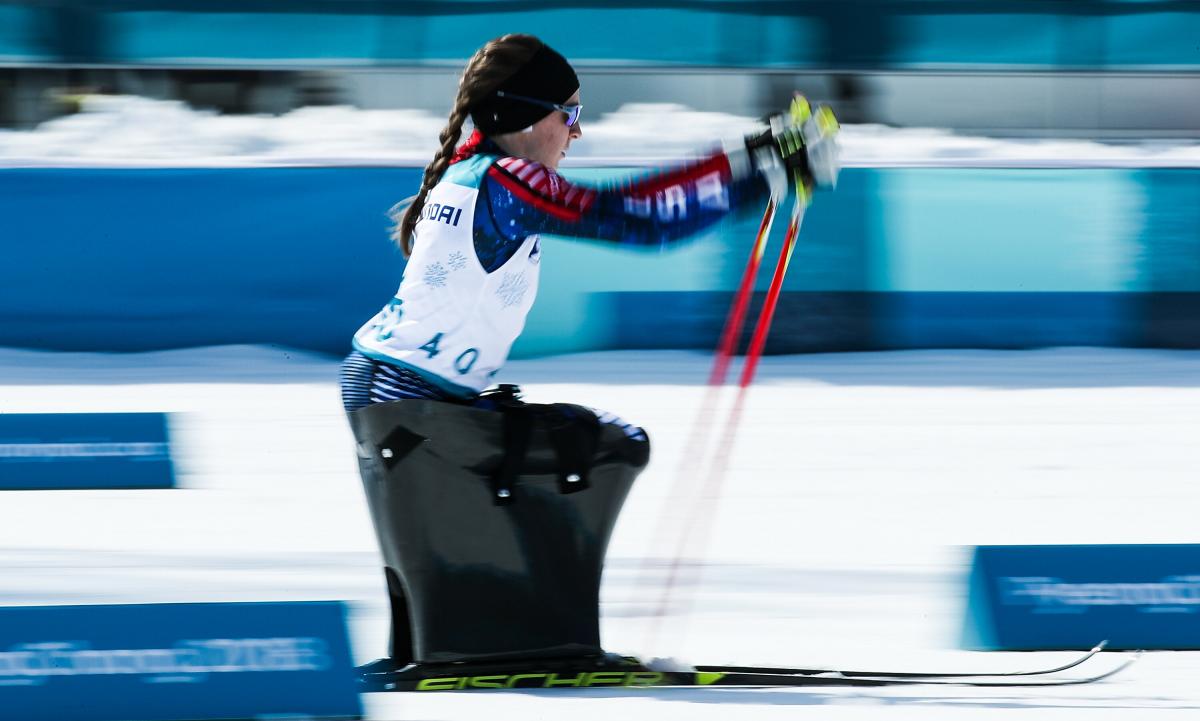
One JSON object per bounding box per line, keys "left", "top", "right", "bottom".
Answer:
{"left": 546, "top": 406, "right": 600, "bottom": 495}
{"left": 492, "top": 405, "right": 533, "bottom": 505}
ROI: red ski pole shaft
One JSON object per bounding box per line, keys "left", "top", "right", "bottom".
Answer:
{"left": 708, "top": 197, "right": 777, "bottom": 386}
{"left": 642, "top": 196, "right": 777, "bottom": 645}
{"left": 649, "top": 198, "right": 799, "bottom": 636}
{"left": 736, "top": 96, "right": 826, "bottom": 388}
{"left": 648, "top": 198, "right": 805, "bottom": 642}
{"left": 738, "top": 197, "right": 806, "bottom": 388}
{"left": 645, "top": 382, "right": 750, "bottom": 646}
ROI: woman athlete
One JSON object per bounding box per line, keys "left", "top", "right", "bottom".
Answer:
{"left": 343, "top": 33, "right": 839, "bottom": 673}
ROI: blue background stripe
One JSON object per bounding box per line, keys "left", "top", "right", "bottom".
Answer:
{"left": 2, "top": 2, "right": 1198, "bottom": 69}
{"left": 1, "top": 165, "right": 1197, "bottom": 356}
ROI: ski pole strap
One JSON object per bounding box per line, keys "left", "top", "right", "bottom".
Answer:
{"left": 493, "top": 405, "right": 534, "bottom": 505}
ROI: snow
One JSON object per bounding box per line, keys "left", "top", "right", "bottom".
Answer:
{"left": 1, "top": 95, "right": 1197, "bottom": 168}
{"left": 1, "top": 345, "right": 1198, "bottom": 718}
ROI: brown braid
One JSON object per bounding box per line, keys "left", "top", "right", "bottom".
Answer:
{"left": 392, "top": 34, "right": 543, "bottom": 255}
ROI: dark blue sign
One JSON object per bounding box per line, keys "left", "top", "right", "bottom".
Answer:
{"left": 963, "top": 544, "right": 1200, "bottom": 650}
{"left": 0, "top": 601, "right": 363, "bottom": 721}
{"left": 0, "top": 413, "right": 175, "bottom": 490}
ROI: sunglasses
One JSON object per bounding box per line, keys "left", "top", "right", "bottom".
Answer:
{"left": 495, "top": 90, "right": 583, "bottom": 127}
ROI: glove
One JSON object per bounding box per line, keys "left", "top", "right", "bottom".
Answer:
{"left": 746, "top": 95, "right": 840, "bottom": 199}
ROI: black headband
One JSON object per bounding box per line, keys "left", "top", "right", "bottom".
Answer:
{"left": 471, "top": 43, "right": 579, "bottom": 135}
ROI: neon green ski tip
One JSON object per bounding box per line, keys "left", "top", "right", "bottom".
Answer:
{"left": 696, "top": 672, "right": 727, "bottom": 686}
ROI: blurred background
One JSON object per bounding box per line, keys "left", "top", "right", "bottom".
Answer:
{"left": 2, "top": 0, "right": 1199, "bottom": 135}
{"left": 0, "top": 0, "right": 1197, "bottom": 357}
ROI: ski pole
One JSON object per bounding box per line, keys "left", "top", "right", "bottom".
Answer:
{"left": 643, "top": 382, "right": 751, "bottom": 647}
{"left": 639, "top": 193, "right": 777, "bottom": 645}
{"left": 646, "top": 98, "right": 824, "bottom": 649}
{"left": 708, "top": 197, "right": 778, "bottom": 386}
{"left": 648, "top": 190, "right": 808, "bottom": 645}
{"left": 738, "top": 96, "right": 825, "bottom": 387}
{"left": 738, "top": 187, "right": 808, "bottom": 387}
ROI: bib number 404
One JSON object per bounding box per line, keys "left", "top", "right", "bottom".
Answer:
{"left": 419, "top": 333, "right": 479, "bottom": 375}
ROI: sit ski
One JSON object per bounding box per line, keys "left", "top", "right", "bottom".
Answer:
{"left": 348, "top": 101, "right": 1138, "bottom": 696}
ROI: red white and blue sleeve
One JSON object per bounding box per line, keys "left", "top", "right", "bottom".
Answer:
{"left": 474, "top": 145, "right": 769, "bottom": 271}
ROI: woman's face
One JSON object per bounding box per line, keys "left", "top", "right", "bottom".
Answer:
{"left": 516, "top": 89, "right": 583, "bottom": 170}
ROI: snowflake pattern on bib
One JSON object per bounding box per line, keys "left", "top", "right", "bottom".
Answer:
{"left": 495, "top": 271, "right": 529, "bottom": 308}
{"left": 423, "top": 262, "right": 448, "bottom": 288}
{"left": 447, "top": 251, "right": 467, "bottom": 271}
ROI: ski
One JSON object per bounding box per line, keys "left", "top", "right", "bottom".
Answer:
{"left": 359, "top": 647, "right": 1138, "bottom": 692}
{"left": 663, "top": 654, "right": 1138, "bottom": 689}
{"left": 695, "top": 640, "right": 1110, "bottom": 680}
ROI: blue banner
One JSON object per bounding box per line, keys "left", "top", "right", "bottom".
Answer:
{"left": 963, "top": 544, "right": 1200, "bottom": 651}
{"left": 0, "top": 413, "right": 175, "bottom": 491}
{"left": 1, "top": 167, "right": 1197, "bottom": 357}
{"left": 0, "top": 167, "right": 410, "bottom": 355}
{"left": 0, "top": 601, "right": 362, "bottom": 721}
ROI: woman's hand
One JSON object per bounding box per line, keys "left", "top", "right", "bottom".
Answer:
{"left": 746, "top": 95, "right": 840, "bottom": 197}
